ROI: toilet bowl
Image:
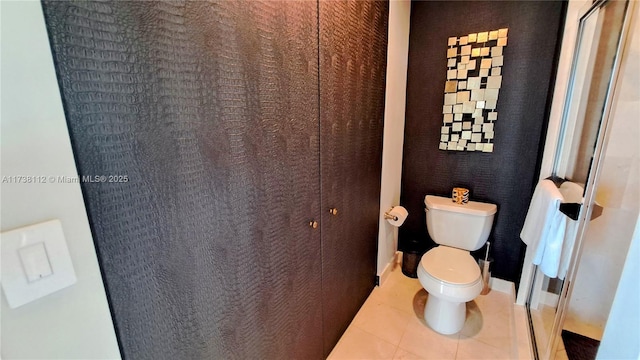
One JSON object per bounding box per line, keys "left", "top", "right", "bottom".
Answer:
{"left": 417, "top": 246, "right": 483, "bottom": 334}
{"left": 417, "top": 195, "right": 497, "bottom": 335}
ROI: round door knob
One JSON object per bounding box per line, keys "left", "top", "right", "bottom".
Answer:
{"left": 309, "top": 220, "right": 319, "bottom": 229}
{"left": 329, "top": 208, "right": 338, "bottom": 216}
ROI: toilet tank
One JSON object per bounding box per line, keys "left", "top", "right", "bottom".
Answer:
{"left": 424, "top": 195, "right": 497, "bottom": 251}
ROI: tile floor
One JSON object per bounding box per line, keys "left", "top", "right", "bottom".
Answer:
{"left": 529, "top": 304, "right": 572, "bottom": 360}
{"left": 328, "top": 266, "right": 523, "bottom": 360}
{"left": 530, "top": 304, "right": 554, "bottom": 355}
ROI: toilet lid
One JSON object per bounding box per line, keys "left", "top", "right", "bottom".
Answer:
{"left": 420, "top": 246, "right": 481, "bottom": 285}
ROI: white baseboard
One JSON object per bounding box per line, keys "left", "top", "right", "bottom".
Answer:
{"left": 396, "top": 250, "right": 402, "bottom": 265}
{"left": 541, "top": 290, "right": 560, "bottom": 307}
{"left": 378, "top": 261, "right": 393, "bottom": 286}
{"left": 489, "top": 277, "right": 515, "bottom": 295}
{"left": 378, "top": 251, "right": 401, "bottom": 286}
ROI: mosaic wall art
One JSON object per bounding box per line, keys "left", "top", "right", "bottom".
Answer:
{"left": 440, "top": 28, "right": 508, "bottom": 152}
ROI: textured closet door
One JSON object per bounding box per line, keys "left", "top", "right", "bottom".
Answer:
{"left": 42, "top": 2, "right": 322, "bottom": 359}
{"left": 319, "top": 0, "right": 389, "bottom": 355}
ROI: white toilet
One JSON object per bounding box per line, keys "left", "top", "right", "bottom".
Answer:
{"left": 417, "top": 195, "right": 497, "bottom": 335}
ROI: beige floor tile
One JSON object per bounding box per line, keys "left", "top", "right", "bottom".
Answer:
{"left": 330, "top": 267, "right": 525, "bottom": 360}
{"left": 457, "top": 336, "right": 512, "bottom": 359}
{"left": 373, "top": 271, "right": 424, "bottom": 315}
{"left": 530, "top": 304, "right": 556, "bottom": 353}
{"left": 387, "top": 268, "right": 424, "bottom": 289}
{"left": 398, "top": 316, "right": 459, "bottom": 359}
{"left": 352, "top": 296, "right": 413, "bottom": 345}
{"left": 393, "top": 347, "right": 426, "bottom": 359}
{"left": 474, "top": 290, "right": 513, "bottom": 317}
{"left": 460, "top": 299, "right": 512, "bottom": 351}
{"left": 328, "top": 325, "right": 398, "bottom": 360}
{"left": 513, "top": 305, "right": 533, "bottom": 360}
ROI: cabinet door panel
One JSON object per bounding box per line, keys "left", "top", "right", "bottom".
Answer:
{"left": 319, "top": 0, "right": 389, "bottom": 355}
{"left": 42, "top": 1, "right": 321, "bottom": 359}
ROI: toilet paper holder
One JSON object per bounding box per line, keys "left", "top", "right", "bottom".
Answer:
{"left": 384, "top": 208, "right": 399, "bottom": 221}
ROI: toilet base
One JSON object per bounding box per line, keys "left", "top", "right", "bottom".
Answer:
{"left": 424, "top": 294, "right": 466, "bottom": 335}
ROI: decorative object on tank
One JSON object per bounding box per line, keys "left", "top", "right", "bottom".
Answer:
{"left": 451, "top": 187, "right": 469, "bottom": 204}
{"left": 440, "top": 28, "right": 508, "bottom": 153}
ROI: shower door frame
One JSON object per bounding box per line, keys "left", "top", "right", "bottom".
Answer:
{"left": 517, "top": 0, "right": 636, "bottom": 359}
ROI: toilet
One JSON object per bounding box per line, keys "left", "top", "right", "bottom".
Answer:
{"left": 417, "top": 195, "right": 497, "bottom": 335}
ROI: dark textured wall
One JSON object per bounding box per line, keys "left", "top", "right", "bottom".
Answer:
{"left": 43, "top": 0, "right": 387, "bottom": 359}
{"left": 400, "top": 1, "right": 566, "bottom": 283}
{"left": 319, "top": 1, "right": 388, "bottom": 355}
{"left": 43, "top": 1, "right": 323, "bottom": 359}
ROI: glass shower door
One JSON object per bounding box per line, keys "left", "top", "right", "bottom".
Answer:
{"left": 526, "top": 0, "right": 632, "bottom": 359}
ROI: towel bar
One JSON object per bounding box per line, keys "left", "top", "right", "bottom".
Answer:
{"left": 545, "top": 176, "right": 603, "bottom": 221}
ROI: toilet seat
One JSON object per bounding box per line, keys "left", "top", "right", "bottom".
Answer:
{"left": 420, "top": 246, "right": 481, "bottom": 286}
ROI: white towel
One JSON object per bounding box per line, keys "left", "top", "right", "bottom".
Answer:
{"left": 520, "top": 179, "right": 566, "bottom": 278}
{"left": 557, "top": 181, "right": 584, "bottom": 280}
{"left": 558, "top": 217, "right": 578, "bottom": 280}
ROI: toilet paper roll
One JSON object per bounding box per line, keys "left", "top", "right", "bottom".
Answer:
{"left": 386, "top": 206, "right": 408, "bottom": 227}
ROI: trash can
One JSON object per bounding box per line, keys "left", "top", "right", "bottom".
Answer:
{"left": 401, "top": 238, "right": 427, "bottom": 278}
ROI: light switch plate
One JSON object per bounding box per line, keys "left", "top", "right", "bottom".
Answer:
{"left": 18, "top": 243, "right": 53, "bottom": 282}
{"left": 1, "top": 219, "right": 76, "bottom": 308}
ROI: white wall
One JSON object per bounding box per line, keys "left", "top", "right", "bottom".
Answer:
{"left": 565, "top": 1, "right": 640, "bottom": 339}
{"left": 377, "top": 0, "right": 411, "bottom": 283}
{"left": 0, "top": 2, "right": 121, "bottom": 359}
{"left": 598, "top": 8, "right": 640, "bottom": 356}
{"left": 597, "top": 214, "right": 640, "bottom": 360}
